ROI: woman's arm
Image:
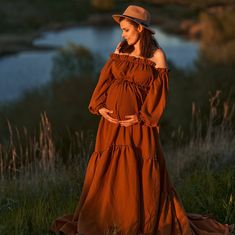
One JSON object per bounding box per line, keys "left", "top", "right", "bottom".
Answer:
{"left": 88, "top": 58, "right": 114, "bottom": 115}
{"left": 119, "top": 47, "right": 170, "bottom": 128}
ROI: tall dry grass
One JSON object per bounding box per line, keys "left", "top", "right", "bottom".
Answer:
{"left": 0, "top": 111, "right": 94, "bottom": 235}
{"left": 164, "top": 90, "right": 235, "bottom": 227}
{"left": 166, "top": 90, "right": 235, "bottom": 181}
{"left": 0, "top": 112, "right": 56, "bottom": 180}
{"left": 0, "top": 111, "right": 95, "bottom": 181}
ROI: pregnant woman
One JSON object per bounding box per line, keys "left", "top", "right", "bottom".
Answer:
{"left": 50, "top": 5, "right": 234, "bottom": 235}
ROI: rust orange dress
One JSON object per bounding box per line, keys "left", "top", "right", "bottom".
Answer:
{"left": 50, "top": 52, "right": 234, "bottom": 235}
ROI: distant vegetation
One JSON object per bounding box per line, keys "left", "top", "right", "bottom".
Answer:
{"left": 0, "top": 0, "right": 234, "bottom": 33}
{"left": 0, "top": 0, "right": 90, "bottom": 33}
{"left": 151, "top": 0, "right": 234, "bottom": 7}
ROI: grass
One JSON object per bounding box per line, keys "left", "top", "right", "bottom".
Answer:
{"left": 163, "top": 91, "right": 235, "bottom": 228}
{"left": 0, "top": 112, "right": 91, "bottom": 234}
{"left": 0, "top": 170, "right": 83, "bottom": 235}
{"left": 0, "top": 90, "right": 234, "bottom": 234}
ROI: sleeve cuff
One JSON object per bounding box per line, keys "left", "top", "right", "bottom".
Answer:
{"left": 136, "top": 111, "right": 159, "bottom": 128}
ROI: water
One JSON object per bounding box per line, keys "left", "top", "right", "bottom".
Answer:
{"left": 0, "top": 25, "right": 199, "bottom": 104}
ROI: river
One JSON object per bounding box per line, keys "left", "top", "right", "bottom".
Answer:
{"left": 0, "top": 25, "right": 198, "bottom": 104}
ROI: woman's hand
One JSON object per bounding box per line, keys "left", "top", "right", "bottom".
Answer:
{"left": 99, "top": 107, "right": 119, "bottom": 124}
{"left": 119, "top": 114, "right": 139, "bottom": 127}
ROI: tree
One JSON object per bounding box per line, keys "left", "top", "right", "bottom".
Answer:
{"left": 91, "top": 0, "right": 115, "bottom": 11}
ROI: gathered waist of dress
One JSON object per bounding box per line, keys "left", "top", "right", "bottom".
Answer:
{"left": 112, "top": 78, "right": 149, "bottom": 92}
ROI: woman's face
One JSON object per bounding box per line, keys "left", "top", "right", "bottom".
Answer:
{"left": 120, "top": 18, "right": 142, "bottom": 45}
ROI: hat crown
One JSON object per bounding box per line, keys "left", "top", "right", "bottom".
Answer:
{"left": 112, "top": 5, "right": 155, "bottom": 34}
{"left": 122, "top": 5, "right": 151, "bottom": 25}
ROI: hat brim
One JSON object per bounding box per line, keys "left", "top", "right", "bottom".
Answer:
{"left": 112, "top": 14, "right": 155, "bottom": 34}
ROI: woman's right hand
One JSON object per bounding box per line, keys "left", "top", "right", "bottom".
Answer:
{"left": 99, "top": 107, "right": 119, "bottom": 124}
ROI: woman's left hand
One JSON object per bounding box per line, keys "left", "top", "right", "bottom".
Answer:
{"left": 119, "top": 114, "right": 139, "bottom": 127}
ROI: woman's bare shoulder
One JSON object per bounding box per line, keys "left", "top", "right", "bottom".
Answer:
{"left": 151, "top": 47, "right": 168, "bottom": 68}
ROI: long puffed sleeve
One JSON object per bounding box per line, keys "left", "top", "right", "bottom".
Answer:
{"left": 136, "top": 68, "right": 170, "bottom": 128}
{"left": 88, "top": 58, "right": 114, "bottom": 115}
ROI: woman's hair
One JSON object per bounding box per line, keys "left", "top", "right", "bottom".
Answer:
{"left": 117, "top": 17, "right": 160, "bottom": 58}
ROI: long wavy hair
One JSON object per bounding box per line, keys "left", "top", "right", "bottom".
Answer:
{"left": 117, "top": 17, "right": 160, "bottom": 58}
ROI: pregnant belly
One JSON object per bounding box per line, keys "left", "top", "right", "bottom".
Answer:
{"left": 105, "top": 81, "right": 143, "bottom": 120}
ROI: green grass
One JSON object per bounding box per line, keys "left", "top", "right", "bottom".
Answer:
{"left": 177, "top": 166, "right": 234, "bottom": 223}
{"left": 0, "top": 167, "right": 86, "bottom": 235}
{"left": 0, "top": 136, "right": 234, "bottom": 235}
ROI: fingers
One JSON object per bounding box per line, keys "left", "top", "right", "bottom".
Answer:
{"left": 120, "top": 123, "right": 134, "bottom": 127}
{"left": 119, "top": 120, "right": 130, "bottom": 124}
{"left": 107, "top": 110, "right": 114, "bottom": 113}
{"left": 100, "top": 108, "right": 113, "bottom": 114}
{"left": 119, "top": 120, "right": 138, "bottom": 127}
{"left": 100, "top": 109, "right": 118, "bottom": 124}
{"left": 102, "top": 111, "right": 138, "bottom": 126}
{"left": 103, "top": 107, "right": 113, "bottom": 113}
{"left": 120, "top": 123, "right": 131, "bottom": 127}
{"left": 120, "top": 116, "right": 133, "bottom": 123}
{"left": 106, "top": 117, "right": 119, "bottom": 124}
{"left": 104, "top": 113, "right": 119, "bottom": 124}
{"left": 118, "top": 115, "right": 133, "bottom": 127}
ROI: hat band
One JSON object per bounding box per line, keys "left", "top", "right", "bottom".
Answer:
{"left": 122, "top": 14, "right": 149, "bottom": 27}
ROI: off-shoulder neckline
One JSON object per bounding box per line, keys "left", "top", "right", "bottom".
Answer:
{"left": 109, "top": 52, "right": 170, "bottom": 71}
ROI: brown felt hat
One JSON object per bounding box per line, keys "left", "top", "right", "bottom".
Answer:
{"left": 112, "top": 5, "right": 155, "bottom": 34}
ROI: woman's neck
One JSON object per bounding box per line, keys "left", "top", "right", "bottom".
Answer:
{"left": 131, "top": 40, "right": 141, "bottom": 56}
